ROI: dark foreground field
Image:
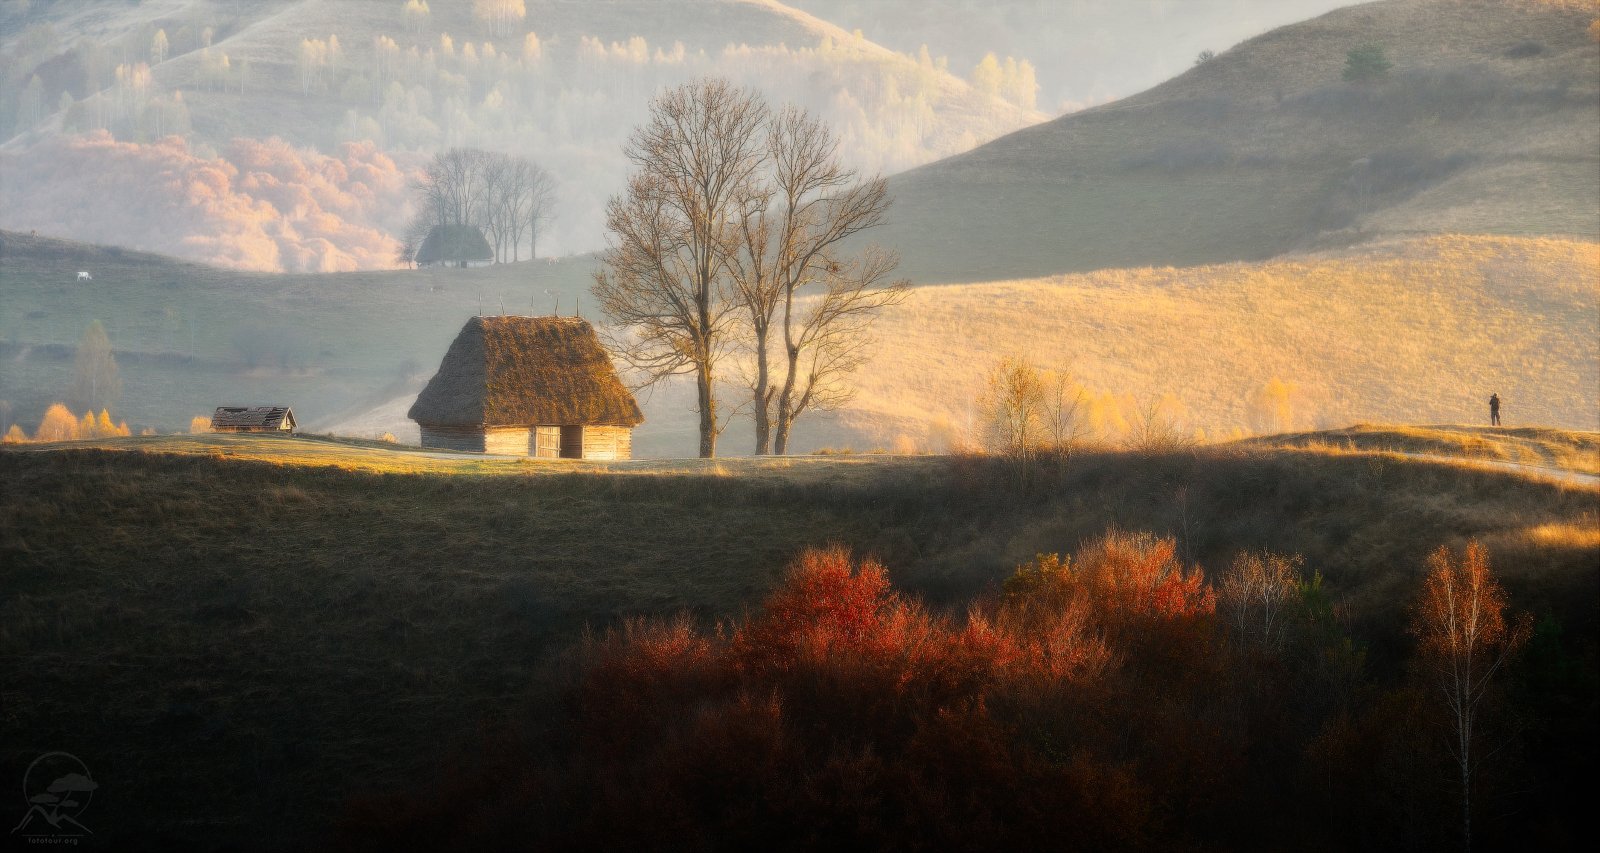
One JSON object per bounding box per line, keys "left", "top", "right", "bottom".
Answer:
{"left": 2, "top": 434, "right": 1596, "bottom": 850}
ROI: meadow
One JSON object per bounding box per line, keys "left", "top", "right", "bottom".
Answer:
{"left": 2, "top": 432, "right": 1597, "bottom": 848}
{"left": 6, "top": 231, "right": 1594, "bottom": 460}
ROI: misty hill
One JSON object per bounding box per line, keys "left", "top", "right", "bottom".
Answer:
{"left": 877, "top": 0, "right": 1600, "bottom": 284}
{"left": 788, "top": 0, "right": 1354, "bottom": 112}
{"left": 0, "top": 0, "right": 1043, "bottom": 267}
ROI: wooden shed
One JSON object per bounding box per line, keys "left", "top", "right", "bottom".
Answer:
{"left": 414, "top": 224, "right": 493, "bottom": 268}
{"left": 407, "top": 316, "right": 643, "bottom": 459}
{"left": 211, "top": 405, "right": 296, "bottom": 433}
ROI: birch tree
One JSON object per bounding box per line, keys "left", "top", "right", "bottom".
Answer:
{"left": 1412, "top": 541, "right": 1530, "bottom": 852}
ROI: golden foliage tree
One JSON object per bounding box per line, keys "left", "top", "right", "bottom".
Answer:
{"left": 980, "top": 356, "right": 1047, "bottom": 458}
{"left": 1411, "top": 541, "right": 1531, "bottom": 852}
{"left": 34, "top": 403, "right": 79, "bottom": 442}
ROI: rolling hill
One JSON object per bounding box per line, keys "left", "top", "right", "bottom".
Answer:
{"left": 875, "top": 0, "right": 1600, "bottom": 283}
{"left": 0, "top": 0, "right": 1045, "bottom": 265}
{"left": 2, "top": 230, "right": 1594, "bottom": 457}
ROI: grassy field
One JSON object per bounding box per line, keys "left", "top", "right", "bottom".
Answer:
{"left": 2, "top": 431, "right": 1597, "bottom": 847}
{"left": 835, "top": 235, "right": 1600, "bottom": 449}
{"left": 6, "top": 231, "right": 1595, "bottom": 458}
{"left": 878, "top": 0, "right": 1600, "bottom": 283}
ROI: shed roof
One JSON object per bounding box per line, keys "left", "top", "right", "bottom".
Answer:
{"left": 211, "top": 406, "right": 295, "bottom": 429}
{"left": 407, "top": 316, "right": 644, "bottom": 428}
{"left": 414, "top": 224, "right": 493, "bottom": 264}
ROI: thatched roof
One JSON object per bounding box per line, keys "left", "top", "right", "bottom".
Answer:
{"left": 212, "top": 406, "right": 295, "bottom": 430}
{"left": 408, "top": 316, "right": 644, "bottom": 428}
{"left": 414, "top": 224, "right": 492, "bottom": 264}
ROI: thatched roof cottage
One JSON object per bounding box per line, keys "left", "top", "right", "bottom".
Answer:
{"left": 408, "top": 316, "right": 643, "bottom": 459}
{"left": 211, "top": 405, "right": 296, "bottom": 433}
{"left": 414, "top": 224, "right": 493, "bottom": 268}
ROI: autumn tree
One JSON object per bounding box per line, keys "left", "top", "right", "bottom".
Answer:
{"left": 473, "top": 0, "right": 526, "bottom": 37}
{"left": 402, "top": 0, "right": 431, "bottom": 35}
{"left": 593, "top": 79, "right": 769, "bottom": 458}
{"left": 34, "top": 403, "right": 79, "bottom": 442}
{"left": 980, "top": 356, "right": 1047, "bottom": 458}
{"left": 727, "top": 105, "right": 905, "bottom": 454}
{"left": 68, "top": 320, "right": 120, "bottom": 414}
{"left": 1218, "top": 550, "right": 1303, "bottom": 651}
{"left": 1411, "top": 541, "right": 1531, "bottom": 852}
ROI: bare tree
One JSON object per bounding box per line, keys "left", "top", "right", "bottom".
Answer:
{"left": 1042, "top": 365, "right": 1089, "bottom": 453}
{"left": 508, "top": 159, "right": 555, "bottom": 261}
{"left": 404, "top": 148, "right": 555, "bottom": 265}
{"left": 770, "top": 245, "right": 906, "bottom": 454}
{"left": 593, "top": 79, "right": 769, "bottom": 458}
{"left": 727, "top": 105, "right": 906, "bottom": 455}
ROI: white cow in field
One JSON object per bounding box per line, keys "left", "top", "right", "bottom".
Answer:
{"left": 76, "top": 271, "right": 92, "bottom": 281}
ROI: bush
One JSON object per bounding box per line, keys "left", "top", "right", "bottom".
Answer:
{"left": 1344, "top": 43, "right": 1392, "bottom": 83}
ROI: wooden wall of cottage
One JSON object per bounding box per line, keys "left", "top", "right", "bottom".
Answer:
{"left": 419, "top": 424, "right": 630, "bottom": 459}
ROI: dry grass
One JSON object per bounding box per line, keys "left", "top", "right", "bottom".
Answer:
{"left": 1, "top": 434, "right": 1595, "bottom": 846}
{"left": 823, "top": 236, "right": 1599, "bottom": 452}
{"left": 1245, "top": 423, "right": 1600, "bottom": 474}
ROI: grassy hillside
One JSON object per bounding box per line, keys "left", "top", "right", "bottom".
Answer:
{"left": 2, "top": 433, "right": 1596, "bottom": 847}
{"left": 832, "top": 235, "right": 1600, "bottom": 449}
{"left": 877, "top": 0, "right": 1600, "bottom": 284}
{"left": 0, "top": 228, "right": 598, "bottom": 439}
{"left": 3, "top": 231, "right": 1594, "bottom": 456}
{"left": 1244, "top": 423, "right": 1600, "bottom": 474}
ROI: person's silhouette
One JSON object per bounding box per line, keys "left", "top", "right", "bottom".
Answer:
{"left": 1489, "top": 392, "right": 1501, "bottom": 426}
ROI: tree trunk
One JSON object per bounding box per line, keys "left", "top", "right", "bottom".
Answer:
{"left": 752, "top": 328, "right": 772, "bottom": 454}
{"left": 697, "top": 359, "right": 717, "bottom": 458}
{"left": 773, "top": 343, "right": 800, "bottom": 455}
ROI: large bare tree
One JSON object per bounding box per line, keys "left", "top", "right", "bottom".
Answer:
{"left": 727, "top": 105, "right": 907, "bottom": 454}
{"left": 593, "top": 79, "right": 769, "bottom": 458}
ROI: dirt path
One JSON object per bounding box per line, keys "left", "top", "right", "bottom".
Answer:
{"left": 1398, "top": 452, "right": 1600, "bottom": 488}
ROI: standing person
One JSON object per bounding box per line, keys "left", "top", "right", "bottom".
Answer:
{"left": 1489, "top": 392, "right": 1501, "bottom": 426}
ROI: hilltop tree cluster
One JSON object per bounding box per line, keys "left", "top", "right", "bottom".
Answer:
{"left": 401, "top": 147, "right": 555, "bottom": 264}
{"left": 594, "top": 79, "right": 908, "bottom": 458}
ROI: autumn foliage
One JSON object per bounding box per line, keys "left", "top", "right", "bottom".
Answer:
{"left": 339, "top": 535, "right": 1551, "bottom": 852}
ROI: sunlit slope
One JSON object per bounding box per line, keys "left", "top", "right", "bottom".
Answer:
{"left": 4, "top": 232, "right": 1594, "bottom": 456}
{"left": 332, "top": 235, "right": 1600, "bottom": 455}
{"left": 836, "top": 235, "right": 1600, "bottom": 448}
{"left": 877, "top": 0, "right": 1600, "bottom": 284}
